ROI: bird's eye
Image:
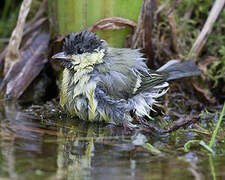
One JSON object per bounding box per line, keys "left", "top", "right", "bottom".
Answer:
{"left": 77, "top": 48, "right": 84, "bottom": 54}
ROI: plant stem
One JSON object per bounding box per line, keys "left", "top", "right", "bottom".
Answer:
{"left": 209, "top": 154, "right": 216, "bottom": 180}
{"left": 209, "top": 102, "right": 225, "bottom": 148}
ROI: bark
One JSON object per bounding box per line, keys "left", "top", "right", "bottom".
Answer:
{"left": 131, "top": 0, "right": 157, "bottom": 68}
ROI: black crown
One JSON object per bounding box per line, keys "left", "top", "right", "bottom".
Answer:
{"left": 63, "top": 30, "right": 103, "bottom": 55}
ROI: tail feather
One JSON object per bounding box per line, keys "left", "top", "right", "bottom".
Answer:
{"left": 157, "top": 59, "right": 202, "bottom": 81}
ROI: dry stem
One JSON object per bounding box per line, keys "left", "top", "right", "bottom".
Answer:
{"left": 4, "top": 0, "right": 33, "bottom": 74}
{"left": 188, "top": 0, "right": 225, "bottom": 59}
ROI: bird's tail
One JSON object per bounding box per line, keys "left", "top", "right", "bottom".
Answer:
{"left": 156, "top": 59, "right": 202, "bottom": 81}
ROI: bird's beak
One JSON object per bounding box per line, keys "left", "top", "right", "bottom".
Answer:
{"left": 52, "top": 52, "right": 71, "bottom": 60}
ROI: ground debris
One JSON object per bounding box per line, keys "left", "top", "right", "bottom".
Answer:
{"left": 0, "top": 0, "right": 49, "bottom": 100}
{"left": 161, "top": 116, "right": 201, "bottom": 133}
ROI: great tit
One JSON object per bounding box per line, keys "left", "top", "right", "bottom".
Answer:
{"left": 52, "top": 30, "right": 201, "bottom": 127}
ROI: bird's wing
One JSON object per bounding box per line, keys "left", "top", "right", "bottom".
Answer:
{"left": 93, "top": 47, "right": 169, "bottom": 121}
{"left": 95, "top": 47, "right": 168, "bottom": 99}
{"left": 134, "top": 71, "right": 168, "bottom": 94}
{"left": 95, "top": 48, "right": 149, "bottom": 99}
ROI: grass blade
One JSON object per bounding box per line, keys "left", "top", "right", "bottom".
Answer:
{"left": 209, "top": 102, "right": 225, "bottom": 148}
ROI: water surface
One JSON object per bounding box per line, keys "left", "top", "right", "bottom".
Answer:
{"left": 0, "top": 102, "right": 224, "bottom": 180}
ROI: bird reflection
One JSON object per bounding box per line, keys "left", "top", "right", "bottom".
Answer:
{"left": 53, "top": 119, "right": 131, "bottom": 180}
{"left": 0, "top": 101, "right": 138, "bottom": 180}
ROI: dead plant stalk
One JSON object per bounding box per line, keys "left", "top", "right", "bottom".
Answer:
{"left": 4, "top": 0, "right": 32, "bottom": 74}
{"left": 188, "top": 0, "right": 225, "bottom": 59}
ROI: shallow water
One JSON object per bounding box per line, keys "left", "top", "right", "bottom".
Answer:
{"left": 0, "top": 102, "right": 224, "bottom": 180}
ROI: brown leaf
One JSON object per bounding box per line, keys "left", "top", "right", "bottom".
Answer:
{"left": 192, "top": 82, "right": 216, "bottom": 103}
{"left": 4, "top": 32, "right": 50, "bottom": 99}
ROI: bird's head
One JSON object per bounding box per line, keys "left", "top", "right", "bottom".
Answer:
{"left": 52, "top": 30, "right": 106, "bottom": 70}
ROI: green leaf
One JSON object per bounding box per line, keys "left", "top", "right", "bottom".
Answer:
{"left": 184, "top": 140, "right": 200, "bottom": 152}
{"left": 199, "top": 140, "right": 214, "bottom": 154}
{"left": 209, "top": 102, "right": 225, "bottom": 148}
{"left": 184, "top": 140, "right": 214, "bottom": 153}
{"left": 142, "top": 143, "right": 162, "bottom": 154}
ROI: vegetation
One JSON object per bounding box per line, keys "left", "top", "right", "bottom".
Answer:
{"left": 158, "top": 0, "right": 225, "bottom": 99}
{"left": 0, "top": 1, "right": 20, "bottom": 48}
{"left": 0, "top": 0, "right": 224, "bottom": 178}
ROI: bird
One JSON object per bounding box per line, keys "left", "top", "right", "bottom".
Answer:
{"left": 52, "top": 30, "right": 201, "bottom": 128}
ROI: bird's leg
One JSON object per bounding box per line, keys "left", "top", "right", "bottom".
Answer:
{"left": 122, "top": 120, "right": 135, "bottom": 134}
{"left": 130, "top": 109, "right": 160, "bottom": 133}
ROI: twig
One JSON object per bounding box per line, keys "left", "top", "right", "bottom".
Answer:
{"left": 182, "top": 5, "right": 194, "bottom": 28}
{"left": 188, "top": 0, "right": 225, "bottom": 59}
{"left": 24, "top": 0, "right": 48, "bottom": 31}
{"left": 87, "top": 17, "right": 137, "bottom": 32}
{"left": 154, "top": 2, "right": 168, "bottom": 20}
{"left": 166, "top": 0, "right": 183, "bottom": 15}
{"left": 168, "top": 13, "right": 180, "bottom": 57}
{"left": 162, "top": 116, "right": 201, "bottom": 133}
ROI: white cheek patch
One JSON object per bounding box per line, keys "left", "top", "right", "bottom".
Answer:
{"left": 71, "top": 49, "right": 105, "bottom": 70}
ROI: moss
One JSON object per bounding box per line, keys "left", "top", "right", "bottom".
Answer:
{"left": 155, "top": 0, "right": 225, "bottom": 99}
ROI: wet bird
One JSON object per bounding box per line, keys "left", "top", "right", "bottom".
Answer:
{"left": 52, "top": 30, "right": 201, "bottom": 127}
